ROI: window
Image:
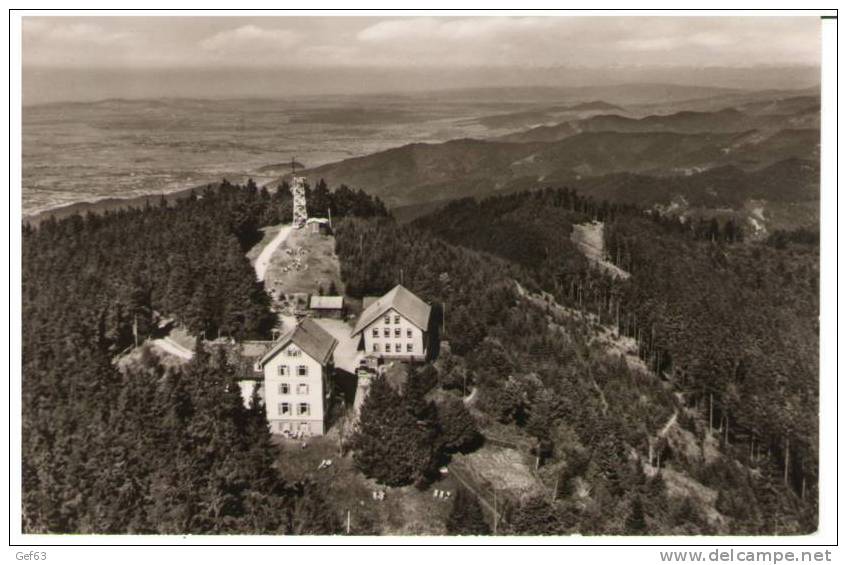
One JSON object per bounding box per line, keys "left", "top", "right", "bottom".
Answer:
{"left": 287, "top": 347, "right": 301, "bottom": 357}
{"left": 384, "top": 315, "right": 391, "bottom": 324}
{"left": 297, "top": 365, "right": 308, "bottom": 377}
{"left": 383, "top": 328, "right": 390, "bottom": 337}
{"left": 297, "top": 384, "right": 309, "bottom": 395}
{"left": 395, "top": 343, "right": 401, "bottom": 353}
{"left": 394, "top": 328, "right": 401, "bottom": 338}
{"left": 407, "top": 343, "right": 413, "bottom": 353}
{"left": 394, "top": 315, "right": 400, "bottom": 324}
{"left": 407, "top": 329, "right": 413, "bottom": 339}
{"left": 298, "top": 403, "right": 310, "bottom": 416}
{"left": 279, "top": 383, "right": 290, "bottom": 395}
{"left": 373, "top": 343, "right": 380, "bottom": 352}
{"left": 278, "top": 365, "right": 288, "bottom": 376}
{"left": 372, "top": 328, "right": 379, "bottom": 337}
{"left": 279, "top": 402, "right": 290, "bottom": 415}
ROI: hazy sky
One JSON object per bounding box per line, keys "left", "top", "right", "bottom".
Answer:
{"left": 22, "top": 16, "right": 821, "bottom": 103}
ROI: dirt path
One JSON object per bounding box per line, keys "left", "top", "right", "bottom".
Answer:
{"left": 570, "top": 221, "right": 631, "bottom": 280}
{"left": 254, "top": 224, "right": 293, "bottom": 282}
{"left": 151, "top": 337, "right": 193, "bottom": 360}
{"left": 658, "top": 409, "right": 679, "bottom": 438}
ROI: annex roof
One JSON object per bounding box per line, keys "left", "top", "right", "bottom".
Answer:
{"left": 351, "top": 285, "right": 431, "bottom": 337}
{"left": 310, "top": 295, "right": 344, "bottom": 310}
{"left": 258, "top": 318, "right": 338, "bottom": 368}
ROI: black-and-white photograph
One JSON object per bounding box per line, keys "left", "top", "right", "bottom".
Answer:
{"left": 11, "top": 9, "right": 836, "bottom": 546}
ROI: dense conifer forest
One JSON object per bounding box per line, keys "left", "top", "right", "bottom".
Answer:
{"left": 21, "top": 180, "right": 385, "bottom": 533}
{"left": 337, "top": 187, "right": 818, "bottom": 534}
{"left": 412, "top": 189, "right": 818, "bottom": 517}
{"left": 20, "top": 177, "right": 817, "bottom": 535}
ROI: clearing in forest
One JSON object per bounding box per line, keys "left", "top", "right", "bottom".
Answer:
{"left": 261, "top": 227, "right": 345, "bottom": 301}
{"left": 450, "top": 444, "right": 546, "bottom": 503}
{"left": 273, "top": 434, "right": 458, "bottom": 535}
{"left": 570, "top": 221, "right": 631, "bottom": 280}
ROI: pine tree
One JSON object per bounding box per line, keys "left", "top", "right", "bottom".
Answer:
{"left": 351, "top": 376, "right": 439, "bottom": 486}
{"left": 446, "top": 488, "right": 490, "bottom": 535}
{"left": 289, "top": 482, "right": 341, "bottom": 535}
{"left": 437, "top": 397, "right": 481, "bottom": 453}
{"left": 626, "top": 495, "right": 647, "bottom": 534}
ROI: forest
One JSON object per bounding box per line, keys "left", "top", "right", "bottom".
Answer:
{"left": 336, "top": 215, "right": 688, "bottom": 533}
{"left": 20, "top": 176, "right": 818, "bottom": 535}
{"left": 406, "top": 188, "right": 818, "bottom": 533}
{"left": 20, "top": 179, "right": 385, "bottom": 533}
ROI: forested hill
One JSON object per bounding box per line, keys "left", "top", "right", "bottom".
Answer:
{"left": 405, "top": 188, "right": 818, "bottom": 533}
{"left": 498, "top": 97, "right": 819, "bottom": 144}
{"left": 21, "top": 179, "right": 387, "bottom": 534}
{"left": 295, "top": 128, "right": 818, "bottom": 211}
{"left": 20, "top": 174, "right": 818, "bottom": 534}
{"left": 571, "top": 158, "right": 820, "bottom": 207}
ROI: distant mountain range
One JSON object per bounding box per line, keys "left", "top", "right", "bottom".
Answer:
{"left": 571, "top": 158, "right": 819, "bottom": 207}
{"left": 296, "top": 128, "right": 818, "bottom": 208}
{"left": 26, "top": 87, "right": 820, "bottom": 234}
{"left": 288, "top": 92, "right": 819, "bottom": 222}
{"left": 498, "top": 95, "right": 820, "bottom": 143}
{"left": 473, "top": 100, "right": 626, "bottom": 129}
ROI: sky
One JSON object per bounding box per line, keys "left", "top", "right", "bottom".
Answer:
{"left": 21, "top": 16, "right": 822, "bottom": 103}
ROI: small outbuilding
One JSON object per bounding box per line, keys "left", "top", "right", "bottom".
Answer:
{"left": 306, "top": 217, "right": 332, "bottom": 235}
{"left": 309, "top": 295, "right": 345, "bottom": 318}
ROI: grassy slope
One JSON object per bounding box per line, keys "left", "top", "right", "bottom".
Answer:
{"left": 274, "top": 434, "right": 459, "bottom": 535}
{"left": 262, "top": 228, "right": 345, "bottom": 299}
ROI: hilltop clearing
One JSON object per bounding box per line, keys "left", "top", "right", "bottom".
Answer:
{"left": 259, "top": 226, "right": 344, "bottom": 303}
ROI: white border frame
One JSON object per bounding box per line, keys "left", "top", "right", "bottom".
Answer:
{"left": 4, "top": 4, "right": 840, "bottom": 555}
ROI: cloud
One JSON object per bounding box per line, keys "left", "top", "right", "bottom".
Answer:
{"left": 616, "top": 37, "right": 682, "bottom": 52}
{"left": 199, "top": 25, "right": 300, "bottom": 53}
{"left": 357, "top": 16, "right": 552, "bottom": 42}
{"left": 22, "top": 16, "right": 821, "bottom": 72}
{"left": 355, "top": 16, "right": 819, "bottom": 68}
{"left": 353, "top": 17, "right": 566, "bottom": 67}
{"left": 23, "top": 19, "right": 135, "bottom": 46}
